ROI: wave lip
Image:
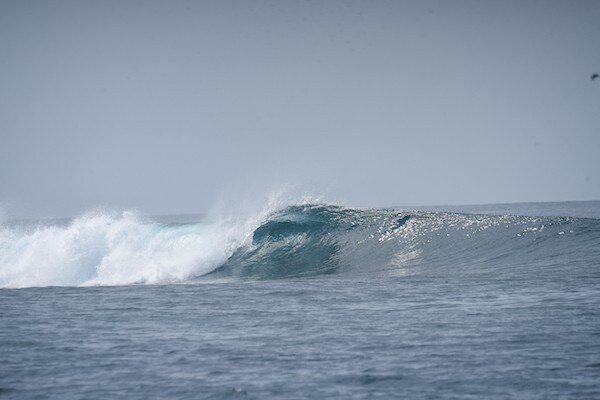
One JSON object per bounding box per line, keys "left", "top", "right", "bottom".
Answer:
{"left": 208, "top": 204, "right": 416, "bottom": 280}
{"left": 213, "top": 205, "right": 345, "bottom": 279}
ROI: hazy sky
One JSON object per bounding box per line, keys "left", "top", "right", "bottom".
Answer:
{"left": 1, "top": 0, "right": 599, "bottom": 218}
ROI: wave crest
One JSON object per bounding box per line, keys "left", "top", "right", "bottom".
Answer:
{"left": 1, "top": 203, "right": 599, "bottom": 288}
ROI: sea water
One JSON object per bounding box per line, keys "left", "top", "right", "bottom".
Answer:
{"left": 1, "top": 201, "right": 599, "bottom": 399}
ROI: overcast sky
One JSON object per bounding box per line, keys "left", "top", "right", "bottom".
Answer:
{"left": 1, "top": 0, "right": 599, "bottom": 218}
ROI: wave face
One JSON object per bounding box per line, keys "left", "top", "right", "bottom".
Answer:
{"left": 1, "top": 203, "right": 599, "bottom": 288}
{"left": 212, "top": 204, "right": 600, "bottom": 281}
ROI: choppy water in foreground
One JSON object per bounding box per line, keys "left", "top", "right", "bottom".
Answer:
{"left": 1, "top": 201, "right": 599, "bottom": 399}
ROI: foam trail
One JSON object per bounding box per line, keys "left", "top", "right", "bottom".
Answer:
{"left": 0, "top": 211, "right": 260, "bottom": 288}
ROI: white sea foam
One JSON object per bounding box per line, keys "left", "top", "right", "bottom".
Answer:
{"left": 0, "top": 193, "right": 324, "bottom": 288}
{"left": 0, "top": 213, "right": 249, "bottom": 288}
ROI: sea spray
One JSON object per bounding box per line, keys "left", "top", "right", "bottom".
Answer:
{"left": 0, "top": 194, "right": 327, "bottom": 288}
{"left": 0, "top": 211, "right": 259, "bottom": 288}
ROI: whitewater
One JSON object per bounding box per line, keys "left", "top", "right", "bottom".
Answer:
{"left": 1, "top": 200, "right": 600, "bottom": 399}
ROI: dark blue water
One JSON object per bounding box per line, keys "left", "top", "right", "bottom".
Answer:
{"left": 1, "top": 201, "right": 599, "bottom": 399}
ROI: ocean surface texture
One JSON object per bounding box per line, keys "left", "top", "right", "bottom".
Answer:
{"left": 1, "top": 201, "right": 599, "bottom": 399}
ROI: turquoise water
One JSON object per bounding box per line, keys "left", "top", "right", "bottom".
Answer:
{"left": 1, "top": 202, "right": 599, "bottom": 399}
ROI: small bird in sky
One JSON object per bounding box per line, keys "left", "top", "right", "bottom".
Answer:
{"left": 592, "top": 73, "right": 599, "bottom": 81}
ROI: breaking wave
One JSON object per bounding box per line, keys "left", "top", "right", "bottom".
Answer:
{"left": 1, "top": 202, "right": 599, "bottom": 288}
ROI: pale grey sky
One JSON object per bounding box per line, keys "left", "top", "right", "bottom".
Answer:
{"left": 1, "top": 0, "right": 599, "bottom": 218}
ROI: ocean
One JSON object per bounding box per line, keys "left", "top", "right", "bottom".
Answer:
{"left": 1, "top": 201, "right": 599, "bottom": 399}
